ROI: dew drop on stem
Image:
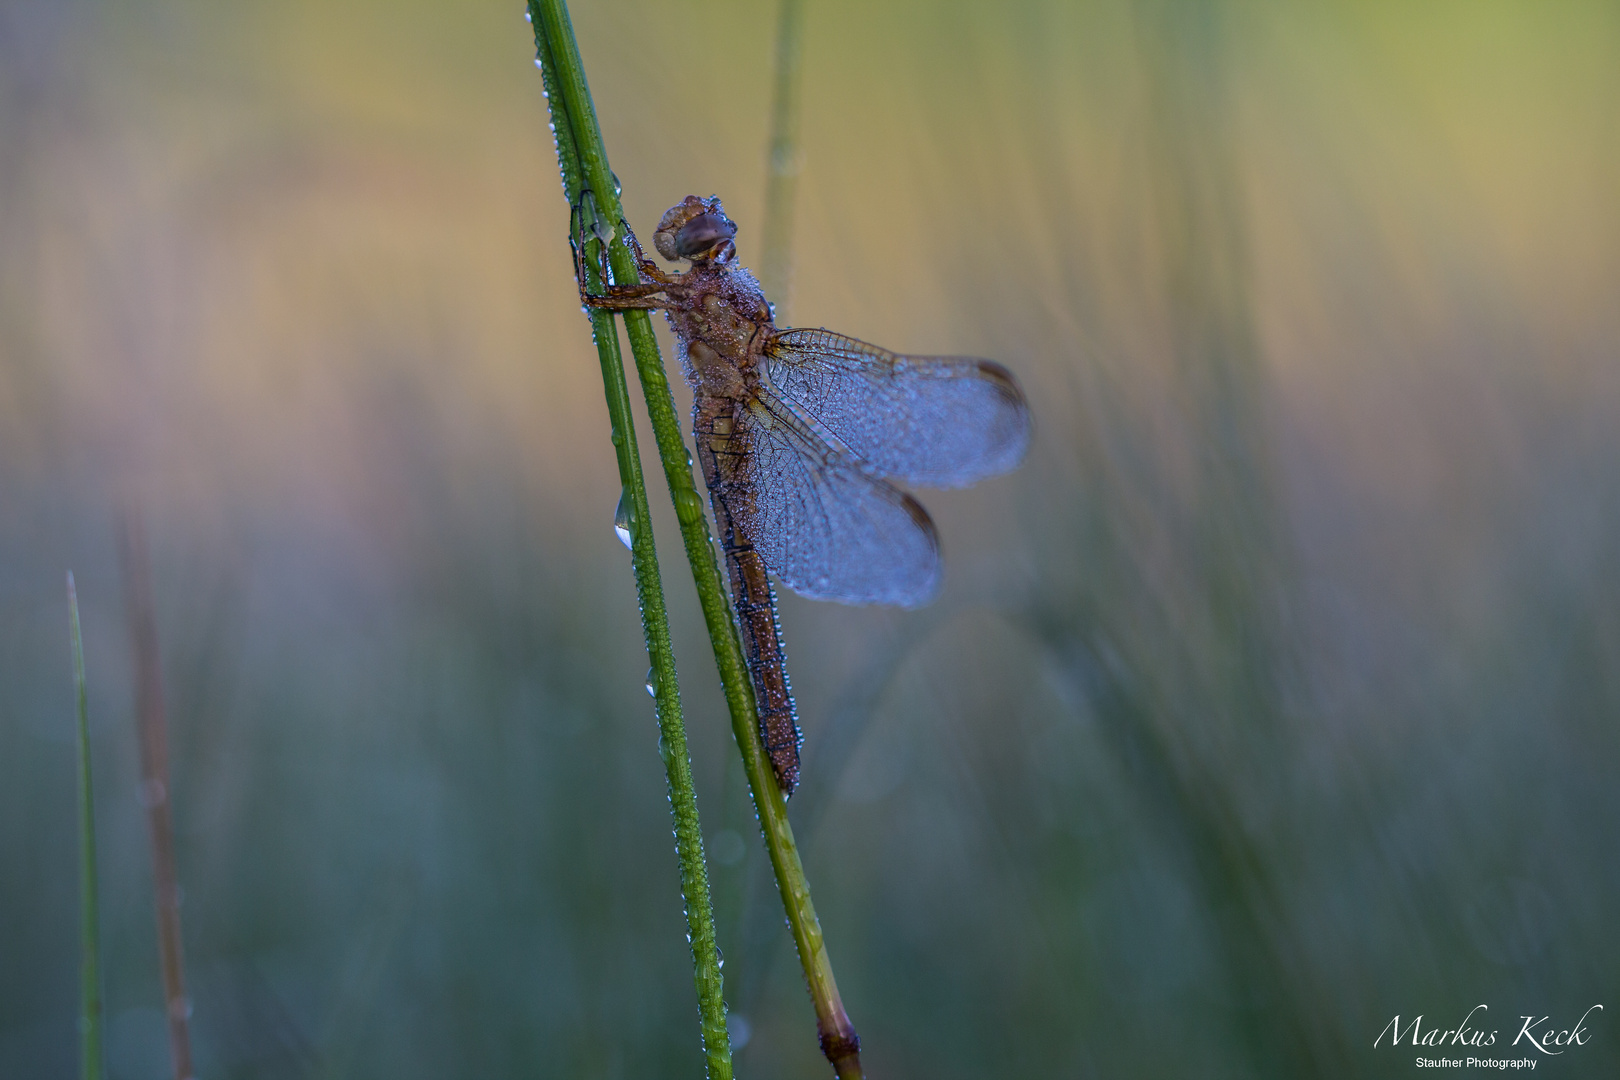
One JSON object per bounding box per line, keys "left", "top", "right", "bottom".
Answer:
{"left": 614, "top": 489, "right": 634, "bottom": 549}
{"left": 674, "top": 487, "right": 705, "bottom": 526}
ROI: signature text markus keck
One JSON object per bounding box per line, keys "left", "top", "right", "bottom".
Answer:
{"left": 1374, "top": 1004, "right": 1603, "bottom": 1070}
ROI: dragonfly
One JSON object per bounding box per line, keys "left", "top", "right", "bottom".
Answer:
{"left": 577, "top": 194, "right": 1030, "bottom": 794}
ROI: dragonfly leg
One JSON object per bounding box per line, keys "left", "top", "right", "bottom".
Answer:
{"left": 569, "top": 190, "right": 628, "bottom": 287}
{"left": 618, "top": 218, "right": 678, "bottom": 284}
{"left": 570, "top": 198, "right": 682, "bottom": 310}
{"left": 580, "top": 284, "right": 677, "bottom": 311}
{"left": 568, "top": 201, "right": 606, "bottom": 297}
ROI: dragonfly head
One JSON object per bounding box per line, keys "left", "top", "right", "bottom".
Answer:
{"left": 654, "top": 196, "right": 738, "bottom": 265}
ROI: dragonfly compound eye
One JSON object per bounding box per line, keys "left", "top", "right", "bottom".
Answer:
{"left": 670, "top": 213, "right": 737, "bottom": 260}
{"left": 655, "top": 196, "right": 738, "bottom": 261}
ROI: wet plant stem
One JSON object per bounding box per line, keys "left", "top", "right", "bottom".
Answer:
{"left": 67, "top": 573, "right": 104, "bottom": 1080}
{"left": 527, "top": 8, "right": 730, "bottom": 1079}
{"left": 528, "top": 3, "right": 863, "bottom": 1076}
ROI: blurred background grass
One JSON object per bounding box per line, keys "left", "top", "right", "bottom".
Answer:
{"left": 3, "top": 0, "right": 1617, "bottom": 1076}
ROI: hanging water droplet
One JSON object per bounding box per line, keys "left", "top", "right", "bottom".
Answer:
{"left": 610, "top": 171, "right": 623, "bottom": 196}
{"left": 645, "top": 667, "right": 657, "bottom": 697}
{"left": 614, "top": 490, "right": 634, "bottom": 549}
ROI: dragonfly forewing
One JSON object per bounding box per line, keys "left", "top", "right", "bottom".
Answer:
{"left": 764, "top": 329, "right": 1030, "bottom": 488}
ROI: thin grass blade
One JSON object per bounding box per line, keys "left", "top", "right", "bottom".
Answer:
{"left": 118, "top": 513, "right": 197, "bottom": 1080}
{"left": 67, "top": 572, "right": 105, "bottom": 1080}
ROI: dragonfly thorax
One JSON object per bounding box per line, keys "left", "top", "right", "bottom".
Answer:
{"left": 667, "top": 265, "right": 772, "bottom": 398}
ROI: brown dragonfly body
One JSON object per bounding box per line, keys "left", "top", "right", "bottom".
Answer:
{"left": 580, "top": 195, "right": 1029, "bottom": 793}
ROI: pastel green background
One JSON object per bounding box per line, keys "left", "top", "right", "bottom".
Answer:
{"left": 3, "top": 0, "right": 1615, "bottom": 1076}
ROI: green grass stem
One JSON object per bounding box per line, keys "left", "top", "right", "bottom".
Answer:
{"left": 67, "top": 572, "right": 105, "bottom": 1080}
{"left": 527, "top": 8, "right": 731, "bottom": 1078}
{"left": 528, "top": 4, "right": 863, "bottom": 1075}
{"left": 758, "top": 0, "right": 806, "bottom": 318}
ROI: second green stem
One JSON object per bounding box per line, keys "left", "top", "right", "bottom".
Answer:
{"left": 531, "top": 2, "right": 863, "bottom": 1074}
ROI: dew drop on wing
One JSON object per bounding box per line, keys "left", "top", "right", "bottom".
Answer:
{"left": 614, "top": 489, "right": 634, "bottom": 549}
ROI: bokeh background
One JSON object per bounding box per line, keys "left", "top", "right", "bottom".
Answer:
{"left": 4, "top": 0, "right": 1617, "bottom": 1076}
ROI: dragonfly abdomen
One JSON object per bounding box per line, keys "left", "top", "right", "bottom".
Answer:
{"left": 696, "top": 394, "right": 803, "bottom": 793}
{"left": 726, "top": 544, "right": 802, "bottom": 793}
